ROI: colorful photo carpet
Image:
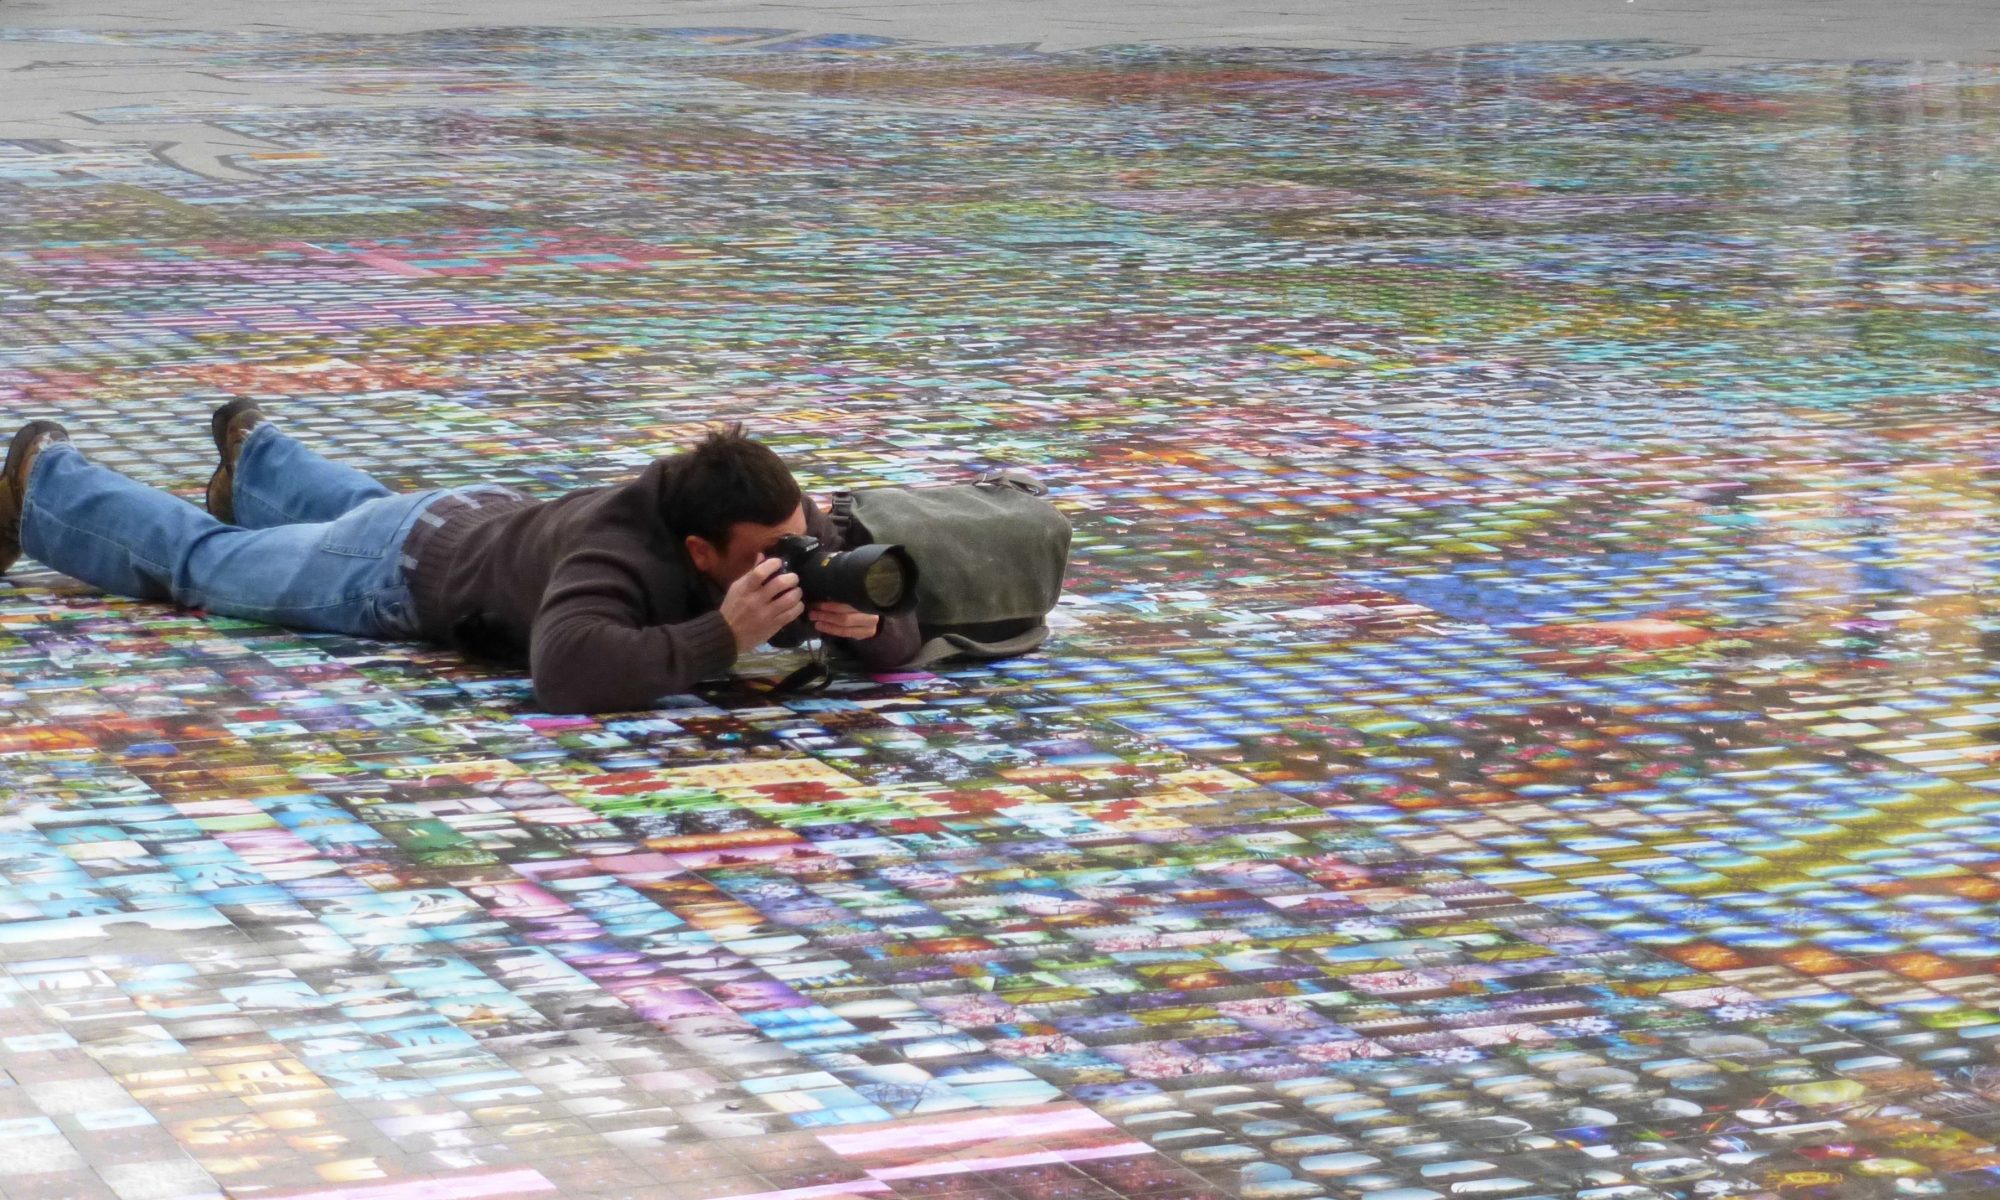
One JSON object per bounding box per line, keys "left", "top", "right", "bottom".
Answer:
{"left": 2, "top": 23, "right": 2000, "bottom": 1200}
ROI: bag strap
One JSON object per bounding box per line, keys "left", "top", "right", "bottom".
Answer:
{"left": 825, "top": 489, "right": 864, "bottom": 545}
{"left": 904, "top": 623, "right": 1051, "bottom": 669}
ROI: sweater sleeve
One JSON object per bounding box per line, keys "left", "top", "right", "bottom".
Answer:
{"left": 844, "top": 609, "right": 922, "bottom": 672}
{"left": 528, "top": 549, "right": 737, "bottom": 714}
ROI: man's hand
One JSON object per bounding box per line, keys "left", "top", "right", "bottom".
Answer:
{"left": 720, "top": 558, "right": 804, "bottom": 653}
{"left": 809, "top": 601, "right": 879, "bottom": 642}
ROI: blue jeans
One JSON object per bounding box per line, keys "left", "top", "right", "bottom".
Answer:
{"left": 21, "top": 423, "right": 449, "bottom": 639}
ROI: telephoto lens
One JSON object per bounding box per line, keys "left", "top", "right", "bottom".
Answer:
{"left": 770, "top": 534, "right": 919, "bottom": 615}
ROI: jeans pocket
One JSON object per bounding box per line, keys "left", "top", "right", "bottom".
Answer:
{"left": 319, "top": 496, "right": 407, "bottom": 559}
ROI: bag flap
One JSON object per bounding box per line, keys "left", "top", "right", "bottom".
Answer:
{"left": 846, "top": 482, "right": 1071, "bottom": 627}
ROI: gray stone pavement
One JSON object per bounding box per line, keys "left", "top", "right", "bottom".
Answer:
{"left": 0, "top": 0, "right": 1997, "bottom": 61}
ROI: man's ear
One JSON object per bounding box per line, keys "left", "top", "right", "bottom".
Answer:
{"left": 685, "top": 534, "right": 719, "bottom": 575}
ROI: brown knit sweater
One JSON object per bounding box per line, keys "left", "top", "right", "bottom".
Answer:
{"left": 405, "top": 461, "right": 920, "bottom": 713}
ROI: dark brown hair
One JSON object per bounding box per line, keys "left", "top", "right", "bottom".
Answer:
{"left": 657, "top": 423, "right": 801, "bottom": 549}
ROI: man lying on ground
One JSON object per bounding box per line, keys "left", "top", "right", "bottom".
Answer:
{"left": 0, "top": 405, "right": 918, "bottom": 713}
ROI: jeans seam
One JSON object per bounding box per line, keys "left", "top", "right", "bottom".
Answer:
{"left": 235, "top": 485, "right": 316, "bottom": 528}
{"left": 239, "top": 495, "right": 316, "bottom": 527}
{"left": 26, "top": 502, "right": 390, "bottom": 614}
{"left": 24, "top": 497, "right": 175, "bottom": 581}
{"left": 233, "top": 424, "right": 320, "bottom": 526}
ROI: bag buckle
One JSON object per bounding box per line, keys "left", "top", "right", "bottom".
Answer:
{"left": 975, "top": 468, "right": 1048, "bottom": 496}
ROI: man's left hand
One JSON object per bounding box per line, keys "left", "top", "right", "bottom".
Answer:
{"left": 809, "top": 602, "right": 879, "bottom": 641}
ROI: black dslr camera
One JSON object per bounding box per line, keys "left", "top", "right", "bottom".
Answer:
{"left": 769, "top": 534, "right": 919, "bottom": 616}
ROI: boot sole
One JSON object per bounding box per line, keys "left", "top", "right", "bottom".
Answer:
{"left": 207, "top": 400, "right": 262, "bottom": 523}
{"left": 5, "top": 419, "right": 65, "bottom": 480}
{"left": 0, "top": 475, "right": 18, "bottom": 573}
{"left": 211, "top": 398, "right": 262, "bottom": 459}
{"left": 207, "top": 465, "right": 234, "bottom": 525}
{"left": 2, "top": 420, "right": 69, "bottom": 574}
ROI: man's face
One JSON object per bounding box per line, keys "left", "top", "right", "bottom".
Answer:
{"left": 685, "top": 503, "right": 808, "bottom": 589}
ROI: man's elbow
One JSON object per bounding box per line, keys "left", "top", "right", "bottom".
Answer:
{"left": 530, "top": 649, "right": 685, "bottom": 714}
{"left": 531, "top": 668, "right": 600, "bottom": 715}
{"left": 527, "top": 611, "right": 721, "bottom": 714}
{"left": 529, "top": 630, "right": 615, "bottom": 713}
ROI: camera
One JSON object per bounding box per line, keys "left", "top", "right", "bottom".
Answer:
{"left": 769, "top": 534, "right": 919, "bottom": 616}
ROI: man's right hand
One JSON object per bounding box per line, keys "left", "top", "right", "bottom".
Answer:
{"left": 719, "top": 557, "right": 804, "bottom": 654}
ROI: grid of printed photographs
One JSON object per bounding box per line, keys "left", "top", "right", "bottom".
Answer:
{"left": 3, "top": 23, "right": 2000, "bottom": 1200}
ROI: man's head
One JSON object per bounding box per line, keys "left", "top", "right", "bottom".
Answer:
{"left": 659, "top": 424, "right": 807, "bottom": 588}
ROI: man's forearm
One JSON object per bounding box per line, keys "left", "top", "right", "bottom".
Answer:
{"left": 529, "top": 609, "right": 737, "bottom": 713}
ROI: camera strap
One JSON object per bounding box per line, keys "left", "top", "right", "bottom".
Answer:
{"left": 771, "top": 637, "right": 833, "bottom": 695}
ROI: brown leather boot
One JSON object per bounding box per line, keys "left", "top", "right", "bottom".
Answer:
{"left": 206, "top": 399, "right": 265, "bottom": 524}
{"left": 1, "top": 420, "right": 71, "bottom": 575}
